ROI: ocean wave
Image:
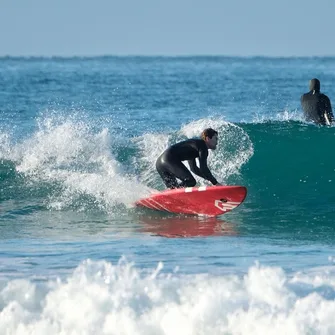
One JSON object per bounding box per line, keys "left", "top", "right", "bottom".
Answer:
{"left": 1, "top": 259, "right": 335, "bottom": 335}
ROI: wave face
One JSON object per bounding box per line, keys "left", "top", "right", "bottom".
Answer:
{"left": 2, "top": 116, "right": 334, "bottom": 225}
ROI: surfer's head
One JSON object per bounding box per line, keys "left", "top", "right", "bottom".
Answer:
{"left": 309, "top": 78, "right": 320, "bottom": 92}
{"left": 201, "top": 128, "right": 218, "bottom": 150}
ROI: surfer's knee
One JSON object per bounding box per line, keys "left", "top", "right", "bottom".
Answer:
{"left": 184, "top": 177, "right": 196, "bottom": 187}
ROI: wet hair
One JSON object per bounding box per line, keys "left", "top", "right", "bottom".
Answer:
{"left": 201, "top": 128, "right": 218, "bottom": 140}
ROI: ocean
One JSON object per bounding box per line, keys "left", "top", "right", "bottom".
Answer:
{"left": 1, "top": 56, "right": 335, "bottom": 334}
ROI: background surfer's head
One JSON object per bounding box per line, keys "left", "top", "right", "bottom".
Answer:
{"left": 201, "top": 128, "right": 218, "bottom": 150}
{"left": 309, "top": 78, "right": 320, "bottom": 92}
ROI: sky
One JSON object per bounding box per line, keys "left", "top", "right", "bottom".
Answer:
{"left": 0, "top": 0, "right": 334, "bottom": 57}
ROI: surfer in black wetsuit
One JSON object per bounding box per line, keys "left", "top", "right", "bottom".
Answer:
{"left": 301, "top": 78, "right": 333, "bottom": 125}
{"left": 156, "top": 128, "right": 222, "bottom": 189}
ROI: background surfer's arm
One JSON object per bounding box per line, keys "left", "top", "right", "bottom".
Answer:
{"left": 325, "top": 96, "right": 334, "bottom": 122}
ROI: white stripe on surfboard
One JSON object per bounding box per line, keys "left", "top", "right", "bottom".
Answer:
{"left": 140, "top": 199, "right": 162, "bottom": 211}
{"left": 148, "top": 198, "right": 172, "bottom": 212}
{"left": 141, "top": 198, "right": 166, "bottom": 211}
{"left": 144, "top": 198, "right": 172, "bottom": 212}
{"left": 184, "top": 186, "right": 207, "bottom": 192}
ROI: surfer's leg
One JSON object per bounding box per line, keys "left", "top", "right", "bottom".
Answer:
{"left": 168, "top": 161, "right": 196, "bottom": 188}
{"left": 156, "top": 154, "right": 179, "bottom": 188}
{"left": 160, "top": 171, "right": 179, "bottom": 189}
{"left": 156, "top": 152, "right": 196, "bottom": 189}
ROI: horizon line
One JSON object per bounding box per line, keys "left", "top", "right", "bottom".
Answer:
{"left": 1, "top": 54, "right": 335, "bottom": 59}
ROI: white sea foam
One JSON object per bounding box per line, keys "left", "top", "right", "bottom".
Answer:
{"left": 0, "top": 114, "right": 151, "bottom": 212}
{"left": 1, "top": 259, "right": 335, "bottom": 334}
{"left": 252, "top": 109, "right": 305, "bottom": 123}
{"left": 0, "top": 131, "right": 12, "bottom": 159}
{"left": 132, "top": 132, "right": 170, "bottom": 187}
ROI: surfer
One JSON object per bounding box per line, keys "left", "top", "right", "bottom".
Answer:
{"left": 156, "top": 128, "right": 222, "bottom": 189}
{"left": 301, "top": 78, "right": 333, "bottom": 125}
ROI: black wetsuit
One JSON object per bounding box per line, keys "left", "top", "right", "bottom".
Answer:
{"left": 156, "top": 138, "right": 218, "bottom": 189}
{"left": 301, "top": 79, "right": 333, "bottom": 125}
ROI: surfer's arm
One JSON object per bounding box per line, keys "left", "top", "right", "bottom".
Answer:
{"left": 325, "top": 97, "right": 334, "bottom": 122}
{"left": 198, "top": 150, "right": 218, "bottom": 185}
{"left": 188, "top": 159, "right": 204, "bottom": 178}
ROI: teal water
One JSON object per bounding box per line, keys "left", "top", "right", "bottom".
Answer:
{"left": 1, "top": 57, "right": 335, "bottom": 334}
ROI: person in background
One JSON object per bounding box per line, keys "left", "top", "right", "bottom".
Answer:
{"left": 155, "top": 128, "right": 222, "bottom": 189}
{"left": 301, "top": 78, "right": 333, "bottom": 125}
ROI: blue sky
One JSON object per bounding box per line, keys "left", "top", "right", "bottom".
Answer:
{"left": 1, "top": 0, "right": 334, "bottom": 57}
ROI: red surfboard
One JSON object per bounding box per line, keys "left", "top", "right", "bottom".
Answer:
{"left": 136, "top": 185, "right": 247, "bottom": 217}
